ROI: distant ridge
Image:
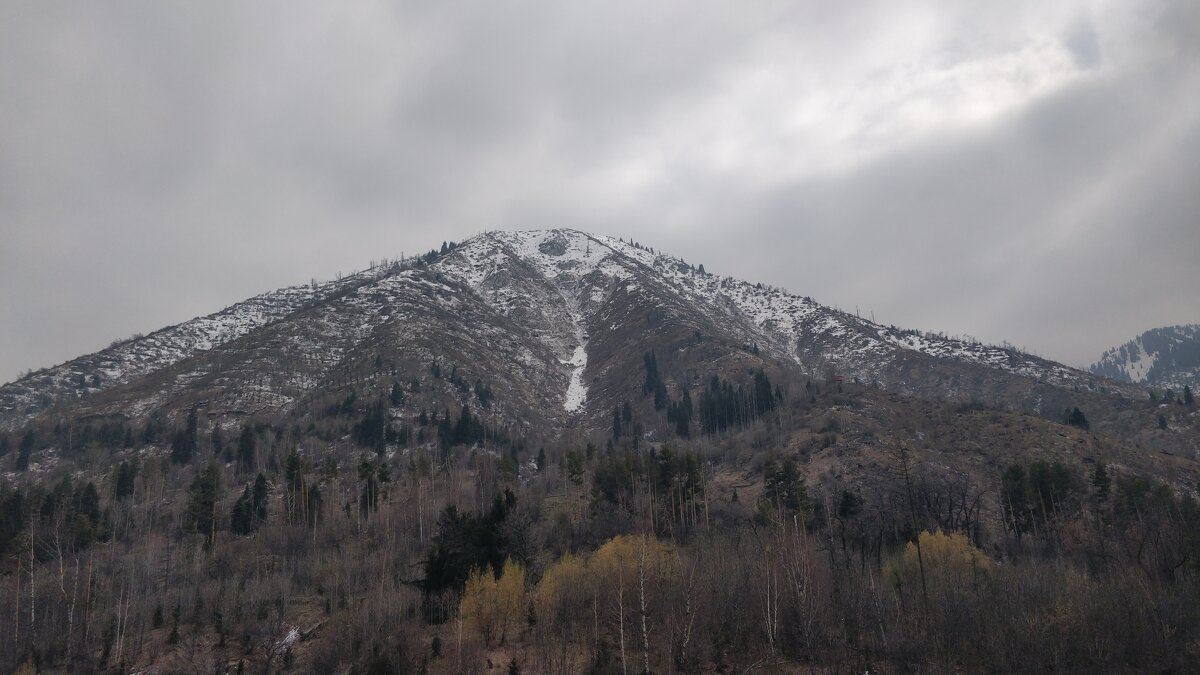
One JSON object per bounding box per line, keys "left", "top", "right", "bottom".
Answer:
{"left": 1090, "top": 324, "right": 1200, "bottom": 392}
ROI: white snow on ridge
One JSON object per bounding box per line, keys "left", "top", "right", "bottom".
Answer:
{"left": 0, "top": 262, "right": 399, "bottom": 427}
{"left": 444, "top": 229, "right": 1100, "bottom": 392}
{"left": 2, "top": 227, "right": 1127, "bottom": 430}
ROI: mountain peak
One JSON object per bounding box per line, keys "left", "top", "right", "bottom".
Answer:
{"left": 0, "top": 229, "right": 1142, "bottom": 433}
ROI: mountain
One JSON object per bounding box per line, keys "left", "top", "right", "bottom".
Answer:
{"left": 0, "top": 229, "right": 1143, "bottom": 436}
{"left": 4, "top": 229, "right": 1200, "bottom": 674}
{"left": 1089, "top": 324, "right": 1200, "bottom": 392}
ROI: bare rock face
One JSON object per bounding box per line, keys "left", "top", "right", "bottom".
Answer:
{"left": 0, "top": 229, "right": 1146, "bottom": 440}
{"left": 537, "top": 232, "right": 569, "bottom": 256}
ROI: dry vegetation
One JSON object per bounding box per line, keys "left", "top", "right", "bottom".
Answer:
{"left": 2, "top": 374, "right": 1199, "bottom": 674}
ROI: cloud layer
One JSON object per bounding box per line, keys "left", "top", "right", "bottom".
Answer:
{"left": 2, "top": 0, "right": 1197, "bottom": 382}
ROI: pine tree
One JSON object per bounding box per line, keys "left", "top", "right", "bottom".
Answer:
{"left": 1185, "top": 385, "right": 1194, "bottom": 407}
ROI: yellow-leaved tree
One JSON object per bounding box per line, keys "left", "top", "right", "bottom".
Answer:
{"left": 535, "top": 552, "right": 591, "bottom": 630}
{"left": 885, "top": 529, "right": 991, "bottom": 638}
{"left": 887, "top": 529, "right": 990, "bottom": 590}
{"left": 460, "top": 558, "right": 526, "bottom": 646}
{"left": 588, "top": 534, "right": 677, "bottom": 675}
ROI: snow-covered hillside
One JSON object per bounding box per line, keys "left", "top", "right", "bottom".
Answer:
{"left": 0, "top": 228, "right": 1135, "bottom": 431}
{"left": 1090, "top": 324, "right": 1200, "bottom": 391}
{"left": 440, "top": 230, "right": 1111, "bottom": 395}
{"left": 0, "top": 263, "right": 398, "bottom": 426}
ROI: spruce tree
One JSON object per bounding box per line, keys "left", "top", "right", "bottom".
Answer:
{"left": 187, "top": 462, "right": 222, "bottom": 546}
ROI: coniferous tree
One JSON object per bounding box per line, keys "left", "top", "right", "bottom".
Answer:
{"left": 762, "top": 457, "right": 809, "bottom": 514}
{"left": 186, "top": 462, "right": 222, "bottom": 546}
{"left": 284, "top": 449, "right": 321, "bottom": 527}
{"left": 0, "top": 489, "right": 26, "bottom": 558}
{"left": 676, "top": 389, "right": 692, "bottom": 438}
{"left": 1091, "top": 461, "right": 1110, "bottom": 502}
{"left": 1002, "top": 464, "right": 1030, "bottom": 535}
{"left": 237, "top": 425, "right": 256, "bottom": 470}
{"left": 453, "top": 404, "right": 475, "bottom": 446}
{"left": 16, "top": 430, "right": 34, "bottom": 471}
{"left": 355, "top": 397, "right": 388, "bottom": 451}
{"left": 171, "top": 409, "right": 199, "bottom": 464}
{"left": 211, "top": 425, "right": 224, "bottom": 458}
{"left": 1185, "top": 385, "right": 1194, "bottom": 407}
{"left": 113, "top": 460, "right": 138, "bottom": 500}
{"left": 359, "top": 457, "right": 382, "bottom": 515}
{"left": 1063, "top": 407, "right": 1090, "bottom": 430}
{"left": 230, "top": 485, "right": 255, "bottom": 535}
{"left": 252, "top": 472, "right": 269, "bottom": 522}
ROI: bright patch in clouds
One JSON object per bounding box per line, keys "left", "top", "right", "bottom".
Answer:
{"left": 622, "top": 10, "right": 1097, "bottom": 187}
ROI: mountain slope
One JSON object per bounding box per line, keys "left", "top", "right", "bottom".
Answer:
{"left": 0, "top": 229, "right": 1148, "bottom": 438}
{"left": 1090, "top": 324, "right": 1200, "bottom": 392}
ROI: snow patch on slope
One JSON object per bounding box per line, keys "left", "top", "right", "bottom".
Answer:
{"left": 564, "top": 341, "right": 588, "bottom": 413}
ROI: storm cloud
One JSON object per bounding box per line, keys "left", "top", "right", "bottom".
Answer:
{"left": 2, "top": 0, "right": 1197, "bottom": 382}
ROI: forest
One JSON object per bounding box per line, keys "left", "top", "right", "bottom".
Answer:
{"left": 1, "top": 362, "right": 1199, "bottom": 674}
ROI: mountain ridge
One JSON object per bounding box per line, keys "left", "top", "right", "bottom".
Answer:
{"left": 0, "top": 228, "right": 1145, "bottom": 434}
{"left": 1089, "top": 324, "right": 1200, "bottom": 392}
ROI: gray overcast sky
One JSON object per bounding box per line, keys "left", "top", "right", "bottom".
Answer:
{"left": 2, "top": 1, "right": 1198, "bottom": 384}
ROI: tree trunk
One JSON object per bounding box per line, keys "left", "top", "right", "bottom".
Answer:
{"left": 638, "top": 535, "right": 651, "bottom": 675}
